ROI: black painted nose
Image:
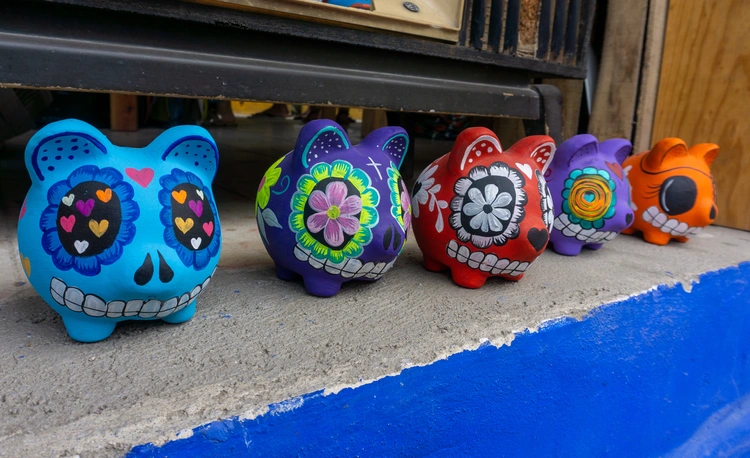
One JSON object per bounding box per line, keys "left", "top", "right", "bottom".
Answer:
{"left": 134, "top": 251, "right": 174, "bottom": 285}
{"left": 626, "top": 213, "right": 633, "bottom": 225}
{"left": 709, "top": 205, "right": 717, "bottom": 220}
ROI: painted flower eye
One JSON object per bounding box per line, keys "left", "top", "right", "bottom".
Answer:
{"left": 449, "top": 162, "right": 527, "bottom": 248}
{"left": 561, "top": 167, "right": 616, "bottom": 230}
{"left": 169, "top": 183, "right": 216, "bottom": 251}
{"left": 56, "top": 181, "right": 121, "bottom": 257}
{"left": 660, "top": 175, "right": 696, "bottom": 216}
{"left": 40, "top": 166, "right": 139, "bottom": 276}
{"left": 159, "top": 169, "right": 220, "bottom": 270}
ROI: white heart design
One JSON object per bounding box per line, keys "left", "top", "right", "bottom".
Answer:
{"left": 516, "top": 163, "right": 533, "bottom": 180}
{"left": 62, "top": 194, "right": 75, "bottom": 206}
{"left": 196, "top": 190, "right": 204, "bottom": 200}
{"left": 74, "top": 240, "right": 89, "bottom": 254}
{"left": 190, "top": 237, "right": 202, "bottom": 249}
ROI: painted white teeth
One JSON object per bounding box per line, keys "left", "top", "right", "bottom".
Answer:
{"left": 445, "top": 241, "right": 530, "bottom": 276}
{"left": 64, "top": 287, "right": 84, "bottom": 312}
{"left": 124, "top": 300, "right": 144, "bottom": 317}
{"left": 554, "top": 213, "right": 618, "bottom": 244}
{"left": 642, "top": 206, "right": 701, "bottom": 237}
{"left": 139, "top": 299, "right": 161, "bottom": 318}
{"left": 480, "top": 254, "right": 497, "bottom": 272}
{"left": 293, "top": 244, "right": 394, "bottom": 280}
{"left": 82, "top": 295, "right": 107, "bottom": 317}
{"left": 49, "top": 274, "right": 213, "bottom": 318}
{"left": 468, "top": 251, "right": 483, "bottom": 269}
{"left": 107, "top": 301, "right": 125, "bottom": 318}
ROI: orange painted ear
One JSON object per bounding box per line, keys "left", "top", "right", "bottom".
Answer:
{"left": 643, "top": 138, "right": 688, "bottom": 171}
{"left": 446, "top": 127, "right": 503, "bottom": 174}
{"left": 689, "top": 143, "right": 719, "bottom": 166}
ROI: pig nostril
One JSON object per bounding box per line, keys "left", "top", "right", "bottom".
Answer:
{"left": 134, "top": 253, "right": 154, "bottom": 286}
{"left": 710, "top": 206, "right": 717, "bottom": 220}
{"left": 626, "top": 213, "right": 633, "bottom": 225}
{"left": 158, "top": 251, "right": 174, "bottom": 283}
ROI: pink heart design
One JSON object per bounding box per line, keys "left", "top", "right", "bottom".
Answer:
{"left": 202, "top": 221, "right": 214, "bottom": 237}
{"left": 19, "top": 199, "right": 27, "bottom": 220}
{"left": 189, "top": 200, "right": 203, "bottom": 217}
{"left": 125, "top": 167, "right": 154, "bottom": 188}
{"left": 60, "top": 215, "right": 76, "bottom": 233}
{"left": 76, "top": 199, "right": 95, "bottom": 217}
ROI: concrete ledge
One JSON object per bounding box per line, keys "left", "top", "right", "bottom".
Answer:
{"left": 2, "top": 220, "right": 750, "bottom": 456}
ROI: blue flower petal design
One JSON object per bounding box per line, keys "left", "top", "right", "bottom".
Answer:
{"left": 47, "top": 181, "right": 71, "bottom": 206}
{"left": 74, "top": 256, "right": 100, "bottom": 276}
{"left": 40, "top": 165, "right": 139, "bottom": 275}
{"left": 68, "top": 166, "right": 97, "bottom": 187}
{"left": 42, "top": 229, "right": 63, "bottom": 254}
{"left": 40, "top": 206, "right": 58, "bottom": 232}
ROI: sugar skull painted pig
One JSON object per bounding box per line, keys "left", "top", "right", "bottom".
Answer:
{"left": 17, "top": 120, "right": 221, "bottom": 342}
{"left": 256, "top": 120, "right": 411, "bottom": 297}
{"left": 622, "top": 138, "right": 719, "bottom": 245}
{"left": 547, "top": 134, "right": 634, "bottom": 256}
{"left": 410, "top": 128, "right": 556, "bottom": 288}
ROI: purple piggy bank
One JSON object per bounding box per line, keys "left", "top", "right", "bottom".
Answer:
{"left": 256, "top": 120, "right": 411, "bottom": 297}
{"left": 547, "top": 134, "right": 634, "bottom": 256}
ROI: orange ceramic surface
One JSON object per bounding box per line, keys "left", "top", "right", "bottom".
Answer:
{"left": 622, "top": 138, "right": 719, "bottom": 245}
{"left": 410, "top": 128, "right": 555, "bottom": 288}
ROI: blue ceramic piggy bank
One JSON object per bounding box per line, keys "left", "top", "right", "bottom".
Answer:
{"left": 256, "top": 120, "right": 411, "bottom": 297}
{"left": 17, "top": 120, "right": 221, "bottom": 342}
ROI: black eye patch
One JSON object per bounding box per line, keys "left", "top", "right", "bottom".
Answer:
{"left": 56, "top": 181, "right": 121, "bottom": 257}
{"left": 170, "top": 183, "right": 216, "bottom": 251}
{"left": 660, "top": 176, "right": 697, "bottom": 216}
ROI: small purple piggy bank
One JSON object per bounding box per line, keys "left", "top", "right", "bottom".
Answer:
{"left": 547, "top": 134, "right": 634, "bottom": 256}
{"left": 256, "top": 120, "right": 411, "bottom": 297}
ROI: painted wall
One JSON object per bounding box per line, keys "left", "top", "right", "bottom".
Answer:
{"left": 131, "top": 263, "right": 750, "bottom": 457}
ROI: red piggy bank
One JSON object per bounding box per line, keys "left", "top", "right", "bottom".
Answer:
{"left": 411, "top": 128, "right": 556, "bottom": 288}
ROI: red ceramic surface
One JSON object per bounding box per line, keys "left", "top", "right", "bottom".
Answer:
{"left": 411, "top": 128, "right": 556, "bottom": 288}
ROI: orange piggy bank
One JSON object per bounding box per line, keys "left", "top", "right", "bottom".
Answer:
{"left": 622, "top": 138, "right": 719, "bottom": 245}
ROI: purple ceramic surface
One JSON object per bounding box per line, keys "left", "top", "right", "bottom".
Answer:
{"left": 256, "top": 120, "right": 411, "bottom": 297}
{"left": 547, "top": 134, "right": 634, "bottom": 256}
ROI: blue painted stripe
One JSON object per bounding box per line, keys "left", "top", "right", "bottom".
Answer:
{"left": 131, "top": 263, "right": 750, "bottom": 457}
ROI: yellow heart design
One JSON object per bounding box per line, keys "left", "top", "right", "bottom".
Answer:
{"left": 174, "top": 217, "right": 194, "bottom": 234}
{"left": 20, "top": 253, "right": 31, "bottom": 277}
{"left": 89, "top": 219, "right": 109, "bottom": 238}
{"left": 96, "top": 188, "right": 112, "bottom": 203}
{"left": 172, "top": 190, "right": 187, "bottom": 204}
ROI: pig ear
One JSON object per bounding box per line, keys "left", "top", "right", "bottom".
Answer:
{"left": 643, "top": 138, "right": 688, "bottom": 171}
{"left": 157, "top": 126, "right": 219, "bottom": 181}
{"left": 599, "top": 138, "right": 632, "bottom": 165}
{"left": 359, "top": 127, "right": 409, "bottom": 168}
{"left": 553, "top": 134, "right": 597, "bottom": 168}
{"left": 689, "top": 143, "right": 719, "bottom": 166}
{"left": 292, "top": 120, "right": 351, "bottom": 172}
{"left": 505, "top": 135, "right": 556, "bottom": 174}
{"left": 25, "top": 119, "right": 110, "bottom": 183}
{"left": 446, "top": 127, "right": 502, "bottom": 174}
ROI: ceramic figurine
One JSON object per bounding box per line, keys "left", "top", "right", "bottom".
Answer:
{"left": 622, "top": 138, "right": 719, "bottom": 245}
{"left": 17, "top": 120, "right": 221, "bottom": 342}
{"left": 546, "top": 134, "right": 634, "bottom": 256}
{"left": 410, "top": 127, "right": 556, "bottom": 288}
{"left": 256, "top": 120, "right": 411, "bottom": 297}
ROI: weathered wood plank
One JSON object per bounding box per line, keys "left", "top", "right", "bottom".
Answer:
{"left": 632, "top": 0, "right": 668, "bottom": 153}
{"left": 651, "top": 0, "right": 750, "bottom": 230}
{"left": 588, "top": 0, "right": 648, "bottom": 140}
{"left": 109, "top": 93, "right": 138, "bottom": 131}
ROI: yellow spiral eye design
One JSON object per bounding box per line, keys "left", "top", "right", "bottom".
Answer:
{"left": 561, "top": 168, "right": 617, "bottom": 230}
{"left": 569, "top": 176, "right": 612, "bottom": 221}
